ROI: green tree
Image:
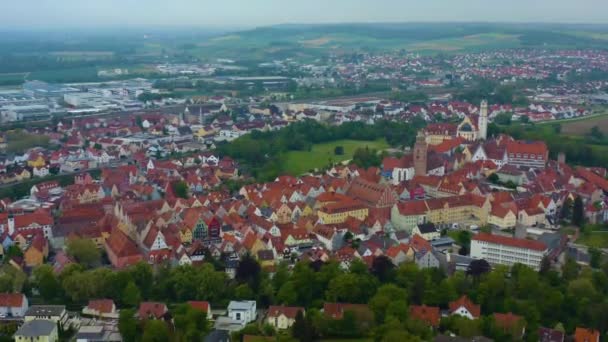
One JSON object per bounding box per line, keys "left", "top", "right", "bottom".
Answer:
{"left": 369, "top": 284, "right": 408, "bottom": 323}
{"left": 141, "top": 320, "right": 169, "bottom": 342}
{"left": 172, "top": 181, "right": 189, "bottom": 199}
{"left": 572, "top": 196, "right": 584, "bottom": 227}
{"left": 33, "top": 265, "right": 63, "bottom": 302}
{"left": 118, "top": 309, "right": 138, "bottom": 342}
{"left": 520, "top": 115, "right": 530, "bottom": 124}
{"left": 487, "top": 173, "right": 499, "bottom": 184}
{"left": 292, "top": 310, "right": 313, "bottom": 342}
{"left": 122, "top": 281, "right": 141, "bottom": 308}
{"left": 589, "top": 248, "right": 602, "bottom": 269}
{"left": 334, "top": 146, "right": 344, "bottom": 155}
{"left": 173, "top": 303, "right": 209, "bottom": 341}
{"left": 66, "top": 238, "right": 101, "bottom": 268}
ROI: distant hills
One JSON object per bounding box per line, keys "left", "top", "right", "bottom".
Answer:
{"left": 195, "top": 22, "right": 608, "bottom": 60}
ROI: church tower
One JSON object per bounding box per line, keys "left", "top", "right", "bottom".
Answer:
{"left": 414, "top": 131, "right": 428, "bottom": 177}
{"left": 479, "top": 100, "right": 488, "bottom": 140}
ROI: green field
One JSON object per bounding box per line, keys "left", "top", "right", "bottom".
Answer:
{"left": 577, "top": 232, "right": 608, "bottom": 248}
{"left": 284, "top": 139, "right": 388, "bottom": 175}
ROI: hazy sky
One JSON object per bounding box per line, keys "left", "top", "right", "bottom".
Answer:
{"left": 2, "top": 0, "right": 607, "bottom": 29}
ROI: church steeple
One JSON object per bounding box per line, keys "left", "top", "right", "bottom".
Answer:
{"left": 414, "top": 131, "right": 428, "bottom": 177}
{"left": 479, "top": 100, "right": 488, "bottom": 140}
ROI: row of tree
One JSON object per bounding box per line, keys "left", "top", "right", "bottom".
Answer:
{"left": 26, "top": 249, "right": 608, "bottom": 341}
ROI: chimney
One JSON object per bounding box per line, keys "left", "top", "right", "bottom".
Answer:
{"left": 557, "top": 152, "right": 566, "bottom": 165}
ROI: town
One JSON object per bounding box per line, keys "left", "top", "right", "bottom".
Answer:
{"left": 0, "top": 15, "right": 608, "bottom": 342}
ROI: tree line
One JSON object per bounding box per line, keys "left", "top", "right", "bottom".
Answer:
{"left": 24, "top": 251, "right": 608, "bottom": 342}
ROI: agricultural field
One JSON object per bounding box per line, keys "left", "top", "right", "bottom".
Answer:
{"left": 558, "top": 113, "right": 608, "bottom": 135}
{"left": 407, "top": 33, "right": 520, "bottom": 52}
{"left": 284, "top": 139, "right": 388, "bottom": 176}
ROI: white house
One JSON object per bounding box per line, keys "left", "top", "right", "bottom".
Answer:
{"left": 227, "top": 300, "right": 257, "bottom": 325}
{"left": 449, "top": 296, "right": 480, "bottom": 320}
{"left": 32, "top": 167, "right": 49, "bottom": 178}
{"left": 0, "top": 293, "right": 28, "bottom": 317}
{"left": 266, "top": 306, "right": 304, "bottom": 330}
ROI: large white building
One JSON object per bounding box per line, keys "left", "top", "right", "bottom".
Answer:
{"left": 470, "top": 233, "right": 547, "bottom": 270}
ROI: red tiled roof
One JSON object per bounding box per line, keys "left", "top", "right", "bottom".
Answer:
{"left": 0, "top": 293, "right": 25, "bottom": 307}
{"left": 323, "top": 303, "right": 371, "bottom": 320}
{"left": 473, "top": 232, "right": 547, "bottom": 252}
{"left": 267, "top": 305, "right": 304, "bottom": 319}
{"left": 395, "top": 200, "right": 428, "bottom": 216}
{"left": 449, "top": 295, "right": 481, "bottom": 318}
{"left": 87, "top": 299, "right": 115, "bottom": 314}
{"left": 574, "top": 327, "right": 600, "bottom": 342}
{"left": 138, "top": 302, "right": 168, "bottom": 319}
{"left": 506, "top": 140, "right": 548, "bottom": 156}
{"left": 188, "top": 301, "right": 210, "bottom": 313}
{"left": 409, "top": 305, "right": 440, "bottom": 327}
{"left": 493, "top": 312, "right": 524, "bottom": 331}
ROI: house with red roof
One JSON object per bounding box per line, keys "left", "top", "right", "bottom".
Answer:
{"left": 493, "top": 312, "right": 525, "bottom": 338}
{"left": 266, "top": 305, "right": 305, "bottom": 330}
{"left": 188, "top": 301, "right": 212, "bottom": 320}
{"left": 0, "top": 293, "right": 28, "bottom": 317}
{"left": 449, "top": 295, "right": 481, "bottom": 319}
{"left": 506, "top": 140, "right": 548, "bottom": 169}
{"left": 574, "top": 327, "right": 600, "bottom": 342}
{"left": 104, "top": 229, "right": 143, "bottom": 269}
{"left": 24, "top": 234, "right": 48, "bottom": 267}
{"left": 409, "top": 305, "right": 440, "bottom": 328}
{"left": 323, "top": 303, "right": 372, "bottom": 320}
{"left": 138, "top": 302, "right": 168, "bottom": 320}
{"left": 83, "top": 299, "right": 117, "bottom": 318}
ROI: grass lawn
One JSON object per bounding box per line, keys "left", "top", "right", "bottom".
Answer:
{"left": 577, "top": 231, "right": 608, "bottom": 248}
{"left": 284, "top": 139, "right": 388, "bottom": 176}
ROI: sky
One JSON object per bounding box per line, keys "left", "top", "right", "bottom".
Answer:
{"left": 1, "top": 0, "right": 607, "bottom": 30}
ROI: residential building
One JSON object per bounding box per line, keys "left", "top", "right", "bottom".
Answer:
{"left": 0, "top": 293, "right": 28, "bottom": 317}
{"left": 25, "top": 305, "right": 68, "bottom": 328}
{"left": 574, "top": 327, "right": 600, "bottom": 342}
{"left": 538, "top": 327, "right": 564, "bottom": 342}
{"left": 82, "top": 299, "right": 117, "bottom": 319}
{"left": 138, "top": 302, "right": 168, "bottom": 320}
{"left": 449, "top": 296, "right": 480, "bottom": 320}
{"left": 409, "top": 305, "right": 440, "bottom": 328}
{"left": 13, "top": 320, "right": 58, "bottom": 342}
{"left": 317, "top": 200, "right": 368, "bottom": 224}
{"left": 412, "top": 223, "right": 440, "bottom": 241}
{"left": 471, "top": 233, "right": 547, "bottom": 271}
{"left": 266, "top": 306, "right": 304, "bottom": 330}
{"left": 227, "top": 300, "right": 256, "bottom": 325}
{"left": 188, "top": 301, "right": 213, "bottom": 320}
{"left": 74, "top": 325, "right": 122, "bottom": 342}
{"left": 506, "top": 140, "right": 549, "bottom": 169}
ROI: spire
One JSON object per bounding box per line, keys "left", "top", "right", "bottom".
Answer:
{"left": 479, "top": 100, "right": 488, "bottom": 140}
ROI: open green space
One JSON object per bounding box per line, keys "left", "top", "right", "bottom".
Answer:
{"left": 284, "top": 138, "right": 388, "bottom": 175}
{"left": 577, "top": 232, "right": 608, "bottom": 248}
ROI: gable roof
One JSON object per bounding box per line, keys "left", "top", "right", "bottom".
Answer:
{"left": 138, "top": 302, "right": 168, "bottom": 319}
{"left": 86, "top": 299, "right": 115, "bottom": 314}
{"left": 267, "top": 305, "right": 304, "bottom": 319}
{"left": 323, "top": 303, "right": 371, "bottom": 320}
{"left": 0, "top": 293, "right": 25, "bottom": 308}
{"left": 574, "top": 327, "right": 600, "bottom": 342}
{"left": 449, "top": 295, "right": 481, "bottom": 318}
{"left": 409, "top": 305, "right": 440, "bottom": 327}
{"left": 188, "top": 301, "right": 210, "bottom": 313}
